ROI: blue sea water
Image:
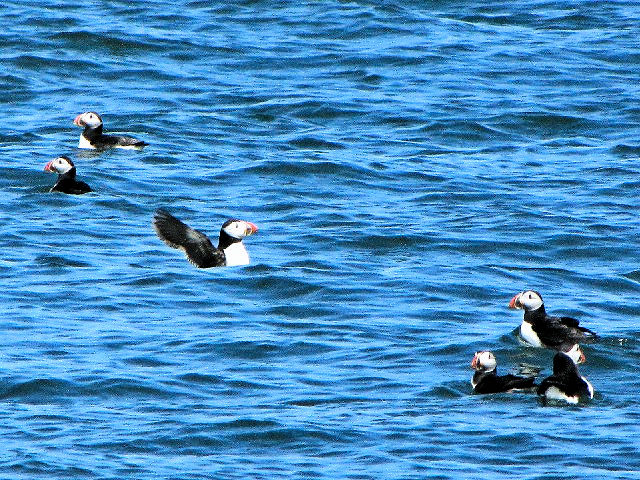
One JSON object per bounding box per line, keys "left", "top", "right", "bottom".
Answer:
{"left": 1, "top": 0, "right": 640, "bottom": 478}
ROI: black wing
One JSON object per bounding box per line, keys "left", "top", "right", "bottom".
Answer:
{"left": 559, "top": 316, "right": 598, "bottom": 339}
{"left": 51, "top": 176, "right": 92, "bottom": 195}
{"left": 534, "top": 318, "right": 597, "bottom": 348}
{"left": 115, "top": 135, "right": 147, "bottom": 147}
{"left": 537, "top": 376, "right": 563, "bottom": 396}
{"left": 474, "top": 372, "right": 535, "bottom": 394}
{"left": 153, "top": 209, "right": 224, "bottom": 268}
{"left": 97, "top": 134, "right": 147, "bottom": 148}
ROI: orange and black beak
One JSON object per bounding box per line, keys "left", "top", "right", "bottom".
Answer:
{"left": 578, "top": 348, "right": 586, "bottom": 364}
{"left": 245, "top": 222, "right": 258, "bottom": 236}
{"left": 508, "top": 293, "right": 522, "bottom": 309}
{"left": 470, "top": 353, "right": 479, "bottom": 369}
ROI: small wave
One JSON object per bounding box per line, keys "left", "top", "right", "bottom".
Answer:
{"left": 34, "top": 255, "right": 91, "bottom": 268}
{"left": 287, "top": 136, "right": 345, "bottom": 150}
{"left": 0, "top": 378, "right": 78, "bottom": 402}
{"left": 611, "top": 144, "right": 640, "bottom": 157}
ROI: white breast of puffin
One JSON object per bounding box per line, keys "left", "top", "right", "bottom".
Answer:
{"left": 544, "top": 386, "right": 579, "bottom": 404}
{"left": 520, "top": 321, "right": 543, "bottom": 347}
{"left": 223, "top": 242, "right": 250, "bottom": 267}
{"left": 78, "top": 135, "right": 96, "bottom": 149}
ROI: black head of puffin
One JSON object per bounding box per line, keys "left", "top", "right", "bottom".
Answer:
{"left": 559, "top": 343, "right": 586, "bottom": 365}
{"left": 74, "top": 111, "right": 103, "bottom": 128}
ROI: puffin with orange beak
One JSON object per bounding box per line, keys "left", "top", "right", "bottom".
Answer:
{"left": 537, "top": 343, "right": 594, "bottom": 404}
{"left": 44, "top": 156, "right": 91, "bottom": 194}
{"left": 508, "top": 290, "right": 597, "bottom": 349}
{"left": 470, "top": 351, "right": 536, "bottom": 394}
{"left": 74, "top": 111, "right": 147, "bottom": 150}
{"left": 153, "top": 209, "right": 258, "bottom": 268}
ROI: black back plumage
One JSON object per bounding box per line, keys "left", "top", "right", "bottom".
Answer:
{"left": 83, "top": 124, "right": 147, "bottom": 149}
{"left": 526, "top": 306, "right": 597, "bottom": 349}
{"left": 537, "top": 352, "right": 592, "bottom": 400}
{"left": 473, "top": 368, "right": 536, "bottom": 394}
{"left": 50, "top": 167, "right": 91, "bottom": 195}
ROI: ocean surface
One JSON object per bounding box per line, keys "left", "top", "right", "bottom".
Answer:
{"left": 1, "top": 0, "right": 640, "bottom": 478}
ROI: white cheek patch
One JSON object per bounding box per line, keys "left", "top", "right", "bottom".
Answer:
{"left": 56, "top": 163, "right": 71, "bottom": 174}
{"left": 82, "top": 114, "right": 102, "bottom": 128}
{"left": 223, "top": 223, "right": 243, "bottom": 239}
{"left": 565, "top": 345, "right": 582, "bottom": 364}
{"left": 480, "top": 353, "right": 496, "bottom": 370}
{"left": 522, "top": 297, "right": 543, "bottom": 310}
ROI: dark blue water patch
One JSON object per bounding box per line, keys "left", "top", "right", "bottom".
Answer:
{"left": 622, "top": 270, "right": 640, "bottom": 284}
{"left": 459, "top": 13, "right": 540, "bottom": 27}
{"left": 187, "top": 339, "right": 336, "bottom": 361}
{"left": 9, "top": 54, "right": 103, "bottom": 72}
{"left": 177, "top": 373, "right": 225, "bottom": 385}
{"left": 89, "top": 378, "right": 177, "bottom": 399}
{"left": 611, "top": 143, "right": 640, "bottom": 158}
{"left": 123, "top": 356, "right": 177, "bottom": 368}
{"left": 287, "top": 136, "right": 345, "bottom": 151}
{"left": 6, "top": 462, "right": 94, "bottom": 480}
{"left": 35, "top": 255, "right": 92, "bottom": 269}
{"left": 0, "top": 378, "right": 78, "bottom": 403}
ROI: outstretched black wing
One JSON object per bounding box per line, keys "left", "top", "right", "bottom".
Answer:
{"left": 153, "top": 209, "right": 224, "bottom": 268}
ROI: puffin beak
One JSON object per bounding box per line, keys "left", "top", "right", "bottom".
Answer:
{"left": 470, "top": 354, "right": 478, "bottom": 369}
{"left": 73, "top": 114, "right": 83, "bottom": 127}
{"left": 508, "top": 293, "right": 522, "bottom": 309}
{"left": 246, "top": 222, "right": 258, "bottom": 236}
{"left": 578, "top": 349, "right": 586, "bottom": 364}
{"left": 44, "top": 160, "right": 54, "bottom": 172}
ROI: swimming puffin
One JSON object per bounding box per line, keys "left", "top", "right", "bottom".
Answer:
{"left": 537, "top": 344, "right": 593, "bottom": 404}
{"left": 44, "top": 156, "right": 92, "bottom": 194}
{"left": 470, "top": 351, "right": 536, "bottom": 394}
{"left": 153, "top": 209, "right": 258, "bottom": 268}
{"left": 73, "top": 111, "right": 147, "bottom": 149}
{"left": 508, "top": 290, "right": 597, "bottom": 349}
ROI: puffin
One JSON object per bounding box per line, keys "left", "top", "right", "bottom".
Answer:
{"left": 470, "top": 351, "right": 536, "bottom": 394}
{"left": 153, "top": 209, "right": 258, "bottom": 268}
{"left": 508, "top": 290, "right": 597, "bottom": 349}
{"left": 537, "top": 344, "right": 594, "bottom": 404}
{"left": 73, "top": 111, "right": 147, "bottom": 149}
{"left": 44, "top": 156, "right": 92, "bottom": 194}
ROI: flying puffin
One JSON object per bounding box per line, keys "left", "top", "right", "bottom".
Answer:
{"left": 73, "top": 111, "right": 147, "bottom": 149}
{"left": 470, "top": 351, "right": 536, "bottom": 394}
{"left": 537, "top": 344, "right": 594, "bottom": 404}
{"left": 153, "top": 209, "right": 258, "bottom": 268}
{"left": 508, "top": 290, "right": 597, "bottom": 349}
{"left": 44, "top": 156, "right": 91, "bottom": 194}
